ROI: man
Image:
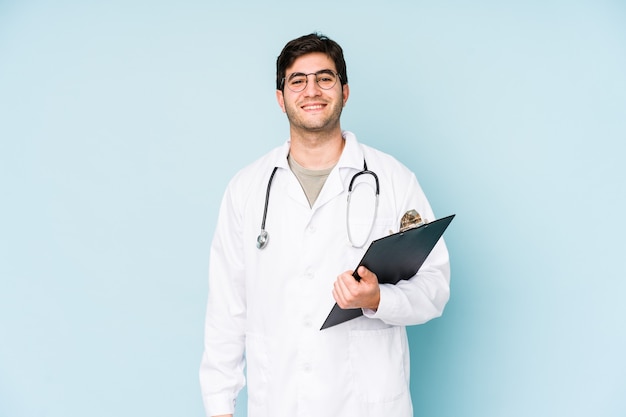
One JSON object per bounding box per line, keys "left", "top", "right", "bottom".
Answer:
{"left": 199, "top": 33, "right": 450, "bottom": 417}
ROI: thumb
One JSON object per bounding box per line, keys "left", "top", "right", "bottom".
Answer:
{"left": 357, "top": 266, "right": 376, "bottom": 283}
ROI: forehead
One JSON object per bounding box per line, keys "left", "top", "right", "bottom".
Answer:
{"left": 286, "top": 52, "right": 336, "bottom": 75}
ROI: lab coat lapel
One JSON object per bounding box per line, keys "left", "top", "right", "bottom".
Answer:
{"left": 284, "top": 169, "right": 310, "bottom": 207}
{"left": 312, "top": 168, "right": 344, "bottom": 209}
{"left": 313, "top": 133, "right": 364, "bottom": 210}
{"left": 273, "top": 141, "right": 310, "bottom": 208}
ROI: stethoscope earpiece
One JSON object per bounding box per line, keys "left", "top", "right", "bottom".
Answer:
{"left": 257, "top": 230, "right": 269, "bottom": 250}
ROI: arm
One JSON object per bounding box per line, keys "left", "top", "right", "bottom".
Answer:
{"left": 200, "top": 185, "right": 247, "bottom": 417}
{"left": 334, "top": 168, "right": 451, "bottom": 326}
{"left": 365, "top": 172, "right": 451, "bottom": 326}
{"left": 365, "top": 237, "right": 450, "bottom": 325}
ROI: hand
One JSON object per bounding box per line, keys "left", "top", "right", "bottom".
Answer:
{"left": 332, "top": 266, "right": 380, "bottom": 310}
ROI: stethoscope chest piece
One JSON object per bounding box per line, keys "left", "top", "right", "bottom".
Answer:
{"left": 257, "top": 230, "right": 269, "bottom": 250}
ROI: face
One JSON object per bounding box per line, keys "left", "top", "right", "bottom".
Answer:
{"left": 276, "top": 52, "right": 349, "bottom": 135}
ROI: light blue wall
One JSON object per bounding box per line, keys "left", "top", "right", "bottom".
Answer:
{"left": 1, "top": 1, "right": 624, "bottom": 416}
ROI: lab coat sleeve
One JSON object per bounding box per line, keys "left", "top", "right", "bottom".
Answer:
{"left": 199, "top": 183, "right": 247, "bottom": 417}
{"left": 363, "top": 172, "right": 451, "bottom": 326}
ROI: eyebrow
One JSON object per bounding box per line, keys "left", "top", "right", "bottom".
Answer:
{"left": 287, "top": 69, "right": 335, "bottom": 79}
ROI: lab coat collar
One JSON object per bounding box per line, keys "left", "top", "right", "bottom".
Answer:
{"left": 338, "top": 131, "right": 366, "bottom": 171}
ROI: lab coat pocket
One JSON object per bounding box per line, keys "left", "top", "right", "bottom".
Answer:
{"left": 349, "top": 326, "right": 409, "bottom": 403}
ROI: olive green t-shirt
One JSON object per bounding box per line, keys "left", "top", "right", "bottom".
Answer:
{"left": 287, "top": 154, "right": 335, "bottom": 208}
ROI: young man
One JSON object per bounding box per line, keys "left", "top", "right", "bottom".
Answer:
{"left": 199, "top": 33, "right": 450, "bottom": 417}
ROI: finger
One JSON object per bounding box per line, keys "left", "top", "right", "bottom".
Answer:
{"left": 337, "top": 273, "right": 359, "bottom": 301}
{"left": 340, "top": 273, "right": 358, "bottom": 295}
{"left": 357, "top": 266, "right": 374, "bottom": 283}
{"left": 332, "top": 280, "right": 348, "bottom": 307}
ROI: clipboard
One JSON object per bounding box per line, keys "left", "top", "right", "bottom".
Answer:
{"left": 320, "top": 214, "right": 455, "bottom": 330}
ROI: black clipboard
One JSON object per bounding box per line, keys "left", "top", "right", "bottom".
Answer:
{"left": 320, "top": 214, "right": 455, "bottom": 330}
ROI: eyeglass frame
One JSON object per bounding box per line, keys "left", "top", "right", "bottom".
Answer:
{"left": 280, "top": 69, "right": 342, "bottom": 92}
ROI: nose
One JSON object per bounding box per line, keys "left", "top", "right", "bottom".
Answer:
{"left": 303, "top": 73, "right": 322, "bottom": 96}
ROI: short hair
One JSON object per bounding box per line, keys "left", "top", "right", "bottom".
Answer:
{"left": 276, "top": 32, "right": 348, "bottom": 91}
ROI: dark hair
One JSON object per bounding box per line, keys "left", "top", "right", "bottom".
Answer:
{"left": 276, "top": 32, "right": 348, "bottom": 91}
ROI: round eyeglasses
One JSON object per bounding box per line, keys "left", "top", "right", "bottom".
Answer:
{"left": 282, "top": 69, "right": 341, "bottom": 93}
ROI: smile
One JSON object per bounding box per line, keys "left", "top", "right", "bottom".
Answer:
{"left": 301, "top": 104, "right": 325, "bottom": 111}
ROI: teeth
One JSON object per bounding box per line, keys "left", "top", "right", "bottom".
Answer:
{"left": 303, "top": 105, "right": 323, "bottom": 110}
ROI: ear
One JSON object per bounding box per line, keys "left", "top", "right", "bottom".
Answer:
{"left": 276, "top": 89, "right": 286, "bottom": 113}
{"left": 342, "top": 84, "right": 350, "bottom": 107}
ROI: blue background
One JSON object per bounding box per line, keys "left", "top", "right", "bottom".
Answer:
{"left": 1, "top": 1, "right": 625, "bottom": 416}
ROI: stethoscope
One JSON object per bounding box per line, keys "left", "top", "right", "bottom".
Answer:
{"left": 256, "top": 160, "right": 379, "bottom": 250}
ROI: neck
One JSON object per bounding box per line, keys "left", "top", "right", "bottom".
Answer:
{"left": 289, "top": 129, "right": 345, "bottom": 170}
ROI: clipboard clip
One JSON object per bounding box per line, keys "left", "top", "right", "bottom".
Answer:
{"left": 399, "top": 209, "right": 427, "bottom": 232}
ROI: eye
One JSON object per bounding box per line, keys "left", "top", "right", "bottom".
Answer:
{"left": 316, "top": 70, "right": 337, "bottom": 88}
{"left": 287, "top": 73, "right": 306, "bottom": 87}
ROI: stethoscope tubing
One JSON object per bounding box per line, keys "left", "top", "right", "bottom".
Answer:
{"left": 257, "top": 160, "right": 378, "bottom": 250}
{"left": 256, "top": 166, "right": 278, "bottom": 249}
{"left": 346, "top": 160, "right": 379, "bottom": 248}
{"left": 347, "top": 160, "right": 379, "bottom": 195}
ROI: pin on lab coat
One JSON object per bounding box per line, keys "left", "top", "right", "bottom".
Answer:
{"left": 200, "top": 131, "right": 450, "bottom": 417}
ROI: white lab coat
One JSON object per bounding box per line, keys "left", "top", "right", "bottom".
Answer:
{"left": 200, "top": 131, "right": 450, "bottom": 417}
